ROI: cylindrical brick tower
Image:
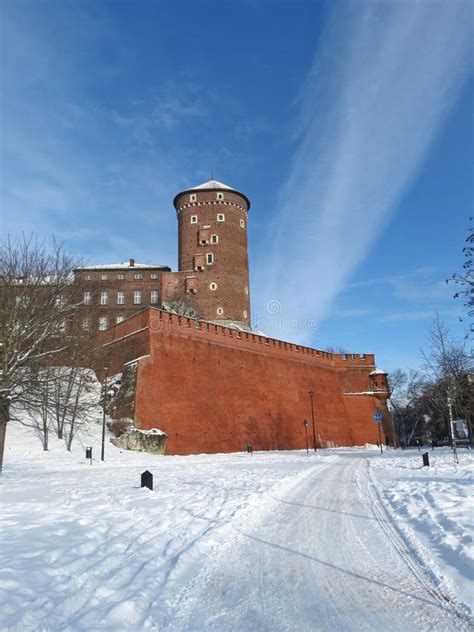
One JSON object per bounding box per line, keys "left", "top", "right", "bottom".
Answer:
{"left": 173, "top": 179, "right": 251, "bottom": 327}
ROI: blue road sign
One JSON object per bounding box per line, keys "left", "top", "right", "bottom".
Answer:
{"left": 374, "top": 411, "right": 383, "bottom": 423}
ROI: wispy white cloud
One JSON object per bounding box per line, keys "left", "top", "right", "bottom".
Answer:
{"left": 255, "top": 1, "right": 473, "bottom": 341}
{"left": 379, "top": 308, "right": 460, "bottom": 323}
{"left": 345, "top": 267, "right": 453, "bottom": 302}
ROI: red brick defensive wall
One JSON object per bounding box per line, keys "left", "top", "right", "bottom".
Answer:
{"left": 98, "top": 308, "right": 391, "bottom": 455}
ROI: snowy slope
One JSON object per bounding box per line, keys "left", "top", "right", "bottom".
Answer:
{"left": 1, "top": 420, "right": 472, "bottom": 631}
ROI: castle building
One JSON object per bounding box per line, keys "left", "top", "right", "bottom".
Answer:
{"left": 75, "top": 179, "right": 251, "bottom": 331}
{"left": 91, "top": 179, "right": 392, "bottom": 454}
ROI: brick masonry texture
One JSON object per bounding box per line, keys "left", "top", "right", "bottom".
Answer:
{"left": 174, "top": 188, "right": 251, "bottom": 326}
{"left": 74, "top": 186, "right": 251, "bottom": 329}
{"left": 98, "top": 309, "right": 392, "bottom": 455}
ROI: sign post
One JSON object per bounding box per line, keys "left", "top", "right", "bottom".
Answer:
{"left": 374, "top": 411, "right": 383, "bottom": 454}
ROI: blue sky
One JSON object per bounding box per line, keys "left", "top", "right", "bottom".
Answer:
{"left": 1, "top": 0, "right": 473, "bottom": 372}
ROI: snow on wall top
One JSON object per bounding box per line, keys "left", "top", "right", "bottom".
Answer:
{"left": 369, "top": 367, "right": 388, "bottom": 376}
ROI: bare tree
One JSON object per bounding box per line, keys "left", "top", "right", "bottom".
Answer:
{"left": 162, "top": 293, "right": 204, "bottom": 319}
{"left": 0, "top": 235, "right": 89, "bottom": 473}
{"left": 63, "top": 368, "right": 100, "bottom": 451}
{"left": 447, "top": 219, "right": 473, "bottom": 337}
{"left": 388, "top": 369, "right": 426, "bottom": 447}
{"left": 421, "top": 313, "right": 472, "bottom": 448}
{"left": 19, "top": 366, "right": 55, "bottom": 451}
{"left": 49, "top": 365, "right": 100, "bottom": 449}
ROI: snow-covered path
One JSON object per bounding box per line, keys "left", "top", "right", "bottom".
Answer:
{"left": 1, "top": 421, "right": 472, "bottom": 631}
{"left": 170, "top": 455, "right": 470, "bottom": 632}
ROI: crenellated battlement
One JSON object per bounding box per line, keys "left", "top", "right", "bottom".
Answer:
{"left": 95, "top": 305, "right": 389, "bottom": 455}
{"left": 99, "top": 307, "right": 375, "bottom": 369}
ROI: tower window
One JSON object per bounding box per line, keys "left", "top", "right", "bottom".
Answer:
{"left": 245, "top": 286, "right": 249, "bottom": 296}
{"left": 209, "top": 282, "right": 218, "bottom": 291}
{"left": 100, "top": 291, "right": 108, "bottom": 305}
{"left": 216, "top": 307, "right": 224, "bottom": 316}
{"left": 211, "top": 234, "right": 218, "bottom": 244}
{"left": 243, "top": 310, "right": 248, "bottom": 318}
{"left": 117, "top": 291, "right": 125, "bottom": 305}
{"left": 134, "top": 291, "right": 142, "bottom": 305}
{"left": 240, "top": 219, "right": 245, "bottom": 229}
{"left": 206, "top": 253, "right": 214, "bottom": 265}
{"left": 191, "top": 215, "right": 198, "bottom": 224}
{"left": 217, "top": 213, "right": 225, "bottom": 222}
{"left": 190, "top": 194, "right": 197, "bottom": 202}
{"left": 216, "top": 192, "right": 224, "bottom": 201}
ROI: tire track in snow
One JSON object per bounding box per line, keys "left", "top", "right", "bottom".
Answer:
{"left": 168, "top": 454, "right": 471, "bottom": 631}
{"left": 363, "top": 459, "right": 472, "bottom": 624}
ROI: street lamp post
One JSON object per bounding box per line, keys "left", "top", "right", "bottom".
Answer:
{"left": 309, "top": 390, "right": 317, "bottom": 451}
{"left": 101, "top": 366, "right": 109, "bottom": 462}
{"left": 447, "top": 393, "right": 459, "bottom": 465}
{"left": 303, "top": 420, "right": 309, "bottom": 454}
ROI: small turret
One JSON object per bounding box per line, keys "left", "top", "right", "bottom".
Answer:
{"left": 369, "top": 367, "right": 390, "bottom": 399}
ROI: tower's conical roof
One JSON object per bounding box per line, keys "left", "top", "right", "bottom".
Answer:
{"left": 173, "top": 179, "right": 250, "bottom": 209}
{"left": 192, "top": 179, "right": 236, "bottom": 191}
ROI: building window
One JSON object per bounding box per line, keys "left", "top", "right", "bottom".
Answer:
{"left": 117, "top": 291, "right": 125, "bottom": 305}
{"left": 206, "top": 253, "right": 214, "bottom": 265}
{"left": 134, "top": 272, "right": 143, "bottom": 280}
{"left": 209, "top": 282, "right": 217, "bottom": 291}
{"left": 134, "top": 291, "right": 142, "bottom": 305}
{"left": 216, "top": 307, "right": 224, "bottom": 316}
{"left": 116, "top": 315, "right": 125, "bottom": 324}
{"left": 99, "top": 316, "right": 108, "bottom": 331}
{"left": 85, "top": 274, "right": 93, "bottom": 280}
{"left": 217, "top": 213, "right": 225, "bottom": 222}
{"left": 216, "top": 192, "right": 224, "bottom": 201}
{"left": 101, "top": 274, "right": 108, "bottom": 281}
{"left": 150, "top": 290, "right": 159, "bottom": 304}
{"left": 82, "top": 318, "right": 90, "bottom": 331}
{"left": 243, "top": 310, "right": 248, "bottom": 318}
{"left": 211, "top": 234, "right": 218, "bottom": 244}
{"left": 83, "top": 291, "right": 92, "bottom": 305}
{"left": 190, "top": 215, "right": 198, "bottom": 224}
{"left": 150, "top": 273, "right": 159, "bottom": 279}
{"left": 240, "top": 219, "right": 245, "bottom": 229}
{"left": 190, "top": 193, "right": 197, "bottom": 202}
{"left": 54, "top": 295, "right": 64, "bottom": 307}
{"left": 117, "top": 273, "right": 126, "bottom": 280}
{"left": 100, "top": 291, "right": 108, "bottom": 305}
{"left": 245, "top": 286, "right": 248, "bottom": 296}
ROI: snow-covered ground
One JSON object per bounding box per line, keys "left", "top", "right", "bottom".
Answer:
{"left": 1, "top": 420, "right": 472, "bottom": 631}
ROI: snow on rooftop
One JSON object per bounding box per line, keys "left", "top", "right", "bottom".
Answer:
{"left": 191, "top": 179, "right": 237, "bottom": 191}
{"left": 369, "top": 367, "right": 388, "bottom": 376}
{"left": 76, "top": 262, "right": 168, "bottom": 270}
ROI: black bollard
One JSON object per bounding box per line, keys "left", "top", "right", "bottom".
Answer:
{"left": 246, "top": 444, "right": 253, "bottom": 456}
{"left": 141, "top": 470, "right": 153, "bottom": 490}
{"left": 422, "top": 452, "right": 430, "bottom": 467}
{"left": 86, "top": 447, "right": 93, "bottom": 465}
